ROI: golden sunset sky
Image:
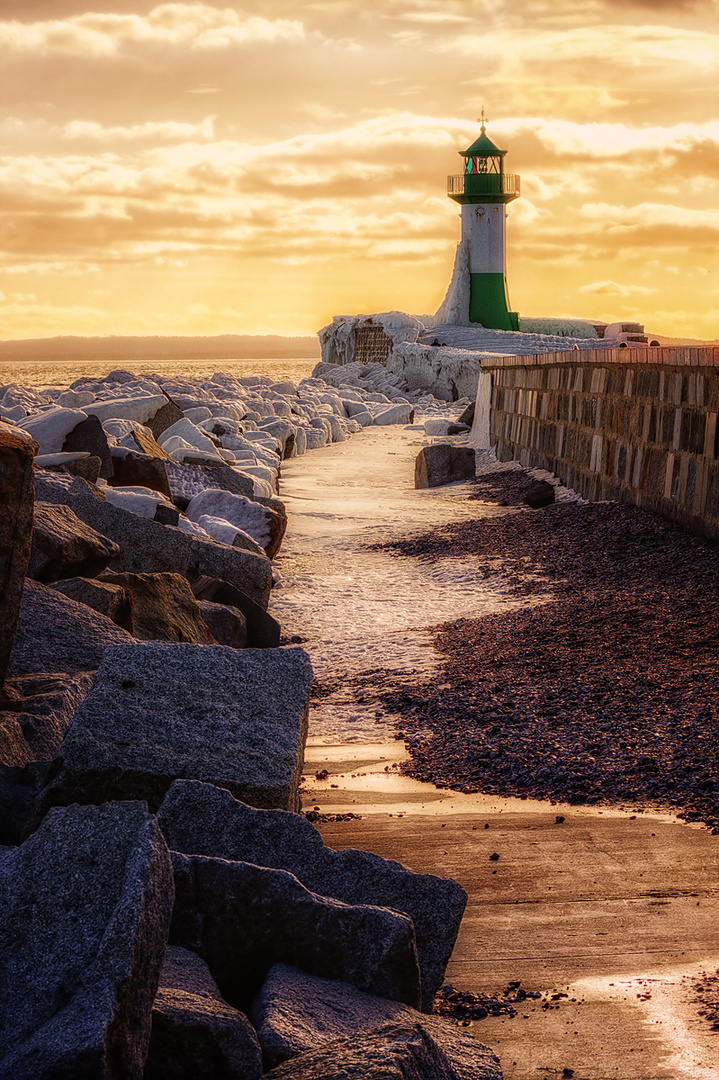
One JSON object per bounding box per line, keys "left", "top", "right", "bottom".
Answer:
{"left": 0, "top": 0, "right": 718, "bottom": 340}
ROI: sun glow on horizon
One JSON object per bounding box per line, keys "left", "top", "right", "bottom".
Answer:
{"left": 0, "top": 1, "right": 718, "bottom": 341}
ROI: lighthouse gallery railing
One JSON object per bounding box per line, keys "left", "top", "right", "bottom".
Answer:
{"left": 447, "top": 174, "right": 521, "bottom": 197}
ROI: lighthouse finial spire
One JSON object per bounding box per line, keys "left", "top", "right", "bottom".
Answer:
{"left": 479, "top": 106, "right": 487, "bottom": 133}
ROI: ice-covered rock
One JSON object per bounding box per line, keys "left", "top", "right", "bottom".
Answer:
{"left": 372, "top": 404, "right": 412, "bottom": 426}
{"left": 196, "top": 515, "right": 267, "bottom": 558}
{"left": 1, "top": 383, "right": 52, "bottom": 416}
{"left": 318, "top": 312, "right": 423, "bottom": 367}
{"left": 160, "top": 419, "right": 233, "bottom": 463}
{"left": 424, "top": 418, "right": 454, "bottom": 436}
{"left": 104, "top": 486, "right": 171, "bottom": 520}
{"left": 35, "top": 474, "right": 273, "bottom": 607}
{"left": 57, "top": 388, "right": 96, "bottom": 408}
{"left": 417, "top": 322, "right": 603, "bottom": 355}
{"left": 186, "top": 489, "right": 282, "bottom": 557}
{"left": 164, "top": 461, "right": 255, "bottom": 508}
{"left": 84, "top": 394, "right": 169, "bottom": 426}
{"left": 18, "top": 407, "right": 87, "bottom": 455}
{"left": 183, "top": 406, "right": 212, "bottom": 424}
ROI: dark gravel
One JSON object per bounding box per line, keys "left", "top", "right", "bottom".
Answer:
{"left": 467, "top": 468, "right": 543, "bottom": 506}
{"left": 369, "top": 476, "right": 719, "bottom": 828}
{"left": 433, "top": 982, "right": 543, "bottom": 1022}
{"left": 687, "top": 969, "right": 719, "bottom": 1033}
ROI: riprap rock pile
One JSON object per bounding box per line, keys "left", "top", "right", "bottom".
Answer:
{"left": 0, "top": 375, "right": 499, "bottom": 1078}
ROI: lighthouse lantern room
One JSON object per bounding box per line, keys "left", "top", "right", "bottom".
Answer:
{"left": 447, "top": 113, "right": 520, "bottom": 331}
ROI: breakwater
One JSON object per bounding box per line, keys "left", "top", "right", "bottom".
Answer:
{"left": 482, "top": 346, "right": 719, "bottom": 539}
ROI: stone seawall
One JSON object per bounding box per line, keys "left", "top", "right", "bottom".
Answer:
{"left": 482, "top": 346, "right": 719, "bottom": 539}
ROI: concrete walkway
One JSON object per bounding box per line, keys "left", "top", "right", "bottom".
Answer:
{"left": 271, "top": 426, "right": 719, "bottom": 1080}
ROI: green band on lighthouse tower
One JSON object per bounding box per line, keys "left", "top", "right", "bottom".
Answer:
{"left": 447, "top": 116, "right": 520, "bottom": 331}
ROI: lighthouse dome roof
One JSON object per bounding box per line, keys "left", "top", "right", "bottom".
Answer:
{"left": 460, "top": 128, "right": 507, "bottom": 158}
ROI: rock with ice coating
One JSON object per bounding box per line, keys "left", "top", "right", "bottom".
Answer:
{"left": 372, "top": 404, "right": 412, "bottom": 426}
{"left": 186, "top": 489, "right": 281, "bottom": 557}
{"left": 57, "top": 389, "right": 96, "bottom": 408}
{"left": 102, "top": 416, "right": 149, "bottom": 438}
{"left": 423, "top": 418, "right": 455, "bottom": 436}
{"left": 35, "top": 473, "right": 273, "bottom": 607}
{"left": 183, "top": 406, "right": 212, "bottom": 424}
{"left": 2, "top": 384, "right": 52, "bottom": 416}
{"left": 160, "top": 419, "right": 233, "bottom": 464}
{"left": 164, "top": 461, "right": 255, "bottom": 508}
{"left": 19, "top": 408, "right": 87, "bottom": 455}
{"left": 104, "top": 486, "right": 171, "bottom": 520}
{"left": 84, "top": 394, "right": 169, "bottom": 426}
{"left": 318, "top": 312, "right": 424, "bottom": 367}
{"left": 196, "top": 515, "right": 267, "bottom": 558}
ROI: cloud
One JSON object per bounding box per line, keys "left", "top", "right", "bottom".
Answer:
{"left": 62, "top": 117, "right": 216, "bottom": 142}
{"left": 0, "top": 260, "right": 101, "bottom": 275}
{"left": 0, "top": 5, "right": 307, "bottom": 57}
{"left": 579, "top": 201, "right": 719, "bottom": 231}
{"left": 445, "top": 23, "right": 719, "bottom": 72}
{"left": 579, "top": 279, "right": 657, "bottom": 296}
{"left": 505, "top": 118, "right": 719, "bottom": 159}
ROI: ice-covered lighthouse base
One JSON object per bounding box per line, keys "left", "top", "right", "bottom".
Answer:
{"left": 435, "top": 237, "right": 518, "bottom": 332}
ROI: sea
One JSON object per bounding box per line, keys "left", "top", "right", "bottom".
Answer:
{"left": 0, "top": 357, "right": 320, "bottom": 393}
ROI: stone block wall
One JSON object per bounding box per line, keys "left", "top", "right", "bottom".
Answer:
{"left": 481, "top": 347, "right": 719, "bottom": 539}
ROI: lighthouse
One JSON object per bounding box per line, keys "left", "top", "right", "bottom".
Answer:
{"left": 447, "top": 114, "right": 520, "bottom": 331}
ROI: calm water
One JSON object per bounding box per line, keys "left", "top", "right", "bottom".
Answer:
{"left": 0, "top": 357, "right": 319, "bottom": 392}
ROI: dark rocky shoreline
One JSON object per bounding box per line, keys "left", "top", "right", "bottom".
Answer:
{"left": 370, "top": 472, "right": 719, "bottom": 830}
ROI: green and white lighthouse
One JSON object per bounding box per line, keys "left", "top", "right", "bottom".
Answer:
{"left": 447, "top": 114, "right": 520, "bottom": 331}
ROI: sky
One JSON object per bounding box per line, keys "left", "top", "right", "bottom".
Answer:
{"left": 0, "top": 0, "right": 718, "bottom": 340}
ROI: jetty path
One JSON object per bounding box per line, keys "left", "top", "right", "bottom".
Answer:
{"left": 270, "top": 424, "right": 719, "bottom": 1080}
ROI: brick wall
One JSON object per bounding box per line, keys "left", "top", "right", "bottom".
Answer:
{"left": 481, "top": 346, "right": 719, "bottom": 539}
{"left": 354, "top": 325, "right": 392, "bottom": 365}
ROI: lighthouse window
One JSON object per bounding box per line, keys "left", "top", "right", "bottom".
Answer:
{"left": 465, "top": 156, "right": 501, "bottom": 175}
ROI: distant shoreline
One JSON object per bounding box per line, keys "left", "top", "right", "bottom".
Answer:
{"left": 0, "top": 333, "right": 320, "bottom": 364}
